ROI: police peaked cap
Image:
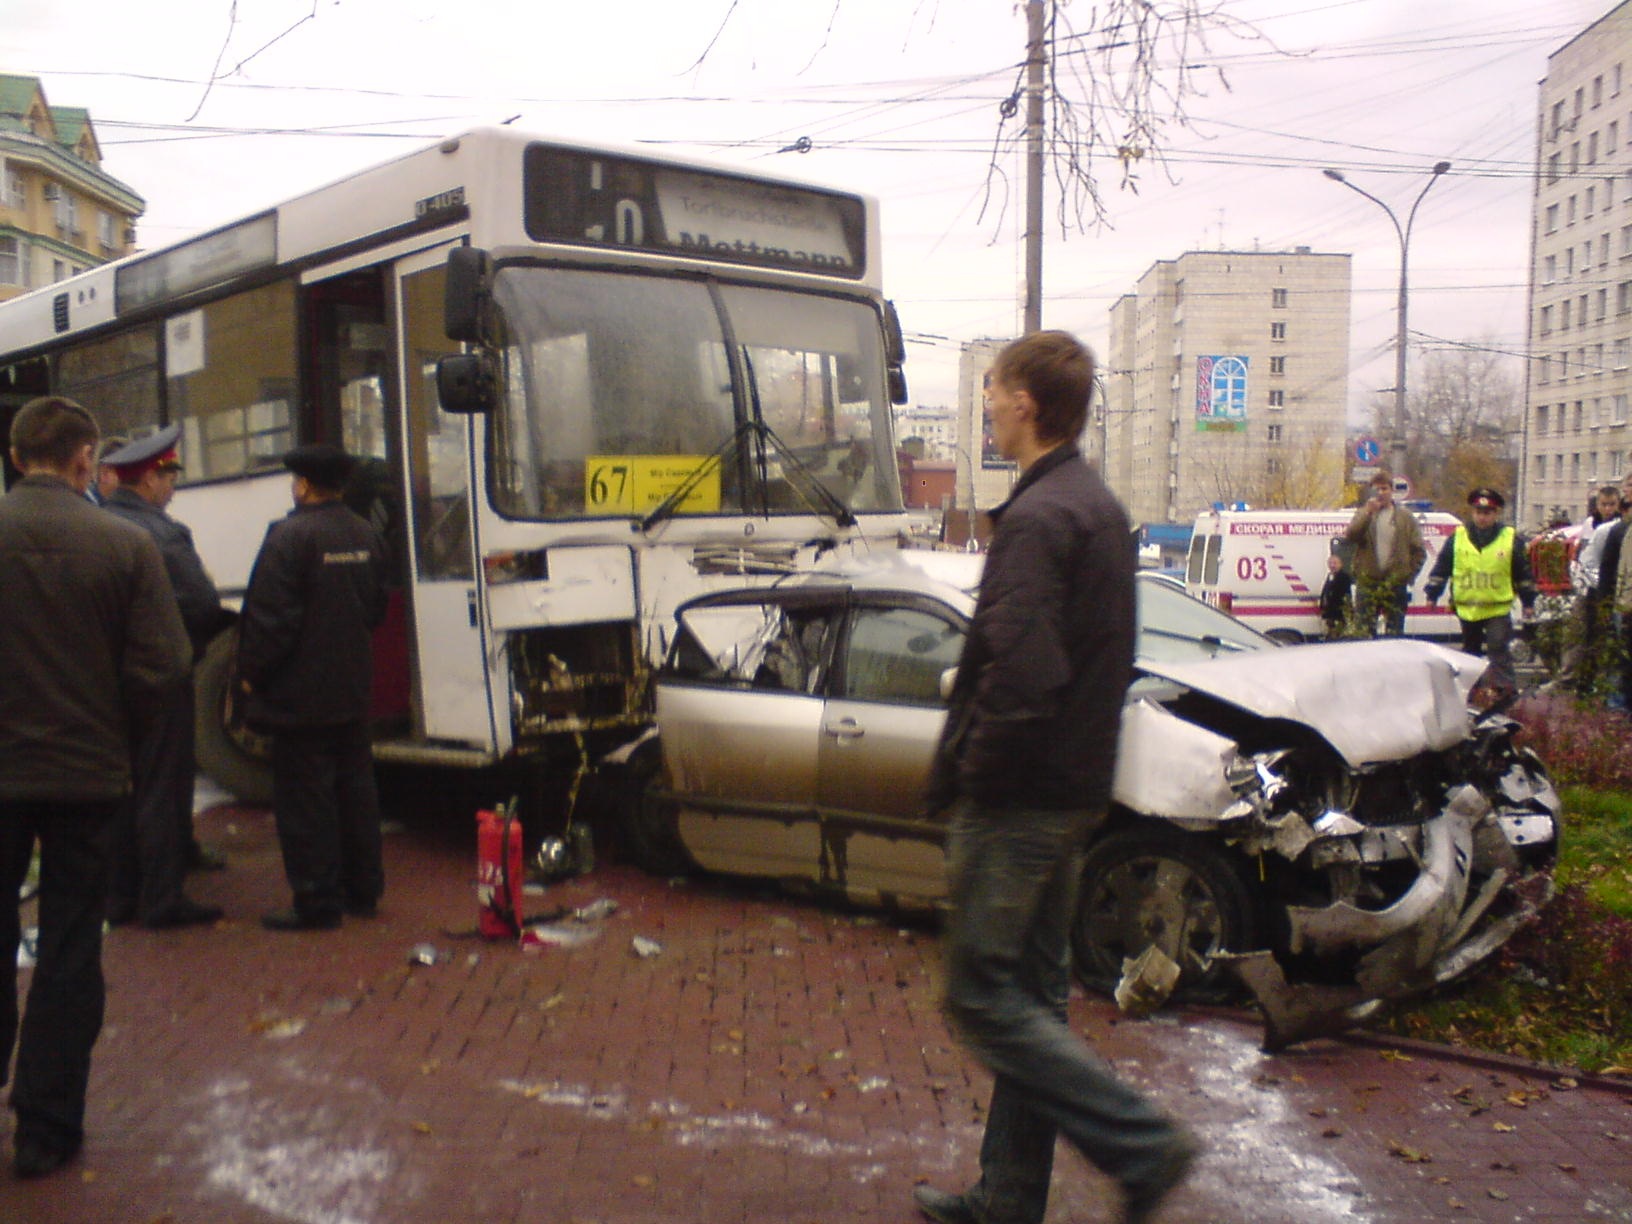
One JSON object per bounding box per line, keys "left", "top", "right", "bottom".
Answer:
{"left": 283, "top": 442, "right": 356, "bottom": 490}
{"left": 103, "top": 423, "right": 183, "bottom": 474}
{"left": 1467, "top": 487, "right": 1505, "bottom": 510}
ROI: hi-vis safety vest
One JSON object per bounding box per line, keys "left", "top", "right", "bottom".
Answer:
{"left": 1450, "top": 524, "right": 1516, "bottom": 621}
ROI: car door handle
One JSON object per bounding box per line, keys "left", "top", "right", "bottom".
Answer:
{"left": 823, "top": 717, "right": 865, "bottom": 740}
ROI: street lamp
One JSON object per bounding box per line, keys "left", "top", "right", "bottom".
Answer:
{"left": 1322, "top": 161, "right": 1452, "bottom": 483}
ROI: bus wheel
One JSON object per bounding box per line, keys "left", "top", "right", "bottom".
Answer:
{"left": 1265, "top": 628, "right": 1305, "bottom": 646}
{"left": 194, "top": 627, "right": 274, "bottom": 806}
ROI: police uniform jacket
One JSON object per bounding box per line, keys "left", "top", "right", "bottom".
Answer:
{"left": 237, "top": 499, "right": 387, "bottom": 730}
{"left": 104, "top": 486, "right": 225, "bottom": 656}
{"left": 0, "top": 475, "right": 192, "bottom": 801}
{"left": 926, "top": 443, "right": 1135, "bottom": 813}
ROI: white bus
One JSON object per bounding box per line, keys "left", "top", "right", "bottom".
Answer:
{"left": 0, "top": 127, "right": 910, "bottom": 808}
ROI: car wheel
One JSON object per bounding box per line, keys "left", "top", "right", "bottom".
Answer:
{"left": 193, "top": 627, "right": 273, "bottom": 806}
{"left": 1265, "top": 628, "right": 1304, "bottom": 646}
{"left": 1072, "top": 825, "right": 1256, "bottom": 1001}
{"left": 619, "top": 743, "right": 696, "bottom": 878}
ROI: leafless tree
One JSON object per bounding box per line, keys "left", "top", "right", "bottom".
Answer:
{"left": 690, "top": 1, "right": 1276, "bottom": 235}
{"left": 1370, "top": 341, "right": 1522, "bottom": 506}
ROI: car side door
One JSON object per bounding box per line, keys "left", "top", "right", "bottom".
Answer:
{"left": 815, "top": 599, "right": 964, "bottom": 903}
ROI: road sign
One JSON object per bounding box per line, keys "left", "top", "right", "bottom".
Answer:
{"left": 1355, "top": 436, "right": 1381, "bottom": 464}
{"left": 1351, "top": 465, "right": 1380, "bottom": 482}
{"left": 1393, "top": 476, "right": 1412, "bottom": 498}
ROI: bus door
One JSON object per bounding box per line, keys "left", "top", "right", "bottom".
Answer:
{"left": 393, "top": 247, "right": 498, "bottom": 749}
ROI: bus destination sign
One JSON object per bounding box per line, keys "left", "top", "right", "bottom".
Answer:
{"left": 523, "top": 145, "right": 865, "bottom": 279}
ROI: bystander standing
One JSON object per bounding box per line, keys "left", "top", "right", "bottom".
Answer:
{"left": 0, "top": 397, "right": 190, "bottom": 1177}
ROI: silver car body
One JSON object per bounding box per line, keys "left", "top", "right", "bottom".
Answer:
{"left": 645, "top": 550, "right": 1560, "bottom": 1046}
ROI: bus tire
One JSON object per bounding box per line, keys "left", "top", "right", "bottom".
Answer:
{"left": 1265, "top": 628, "right": 1305, "bottom": 646}
{"left": 194, "top": 627, "right": 274, "bottom": 806}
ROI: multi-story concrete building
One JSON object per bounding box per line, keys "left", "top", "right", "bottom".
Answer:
{"left": 0, "top": 74, "right": 143, "bottom": 302}
{"left": 953, "top": 337, "right": 1019, "bottom": 511}
{"left": 1103, "top": 248, "right": 1352, "bottom": 526}
{"left": 893, "top": 402, "right": 957, "bottom": 461}
{"left": 1524, "top": 2, "right": 1632, "bottom": 529}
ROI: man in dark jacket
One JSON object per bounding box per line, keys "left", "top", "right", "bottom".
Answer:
{"left": 0, "top": 397, "right": 191, "bottom": 1178}
{"left": 237, "top": 444, "right": 388, "bottom": 931}
{"left": 913, "top": 333, "right": 1195, "bottom": 1224}
{"left": 102, "top": 424, "right": 226, "bottom": 929}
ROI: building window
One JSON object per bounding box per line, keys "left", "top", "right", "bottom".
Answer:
{"left": 3, "top": 167, "right": 22, "bottom": 209}
{"left": 1266, "top": 423, "right": 1283, "bottom": 443}
{"left": 1617, "top": 394, "right": 1629, "bottom": 424}
{"left": 1599, "top": 288, "right": 1610, "bottom": 320}
{"left": 1271, "top": 287, "right": 1287, "bottom": 308}
{"left": 1538, "top": 405, "right": 1550, "bottom": 435}
{"left": 51, "top": 258, "right": 66, "bottom": 283}
{"left": 1615, "top": 337, "right": 1629, "bottom": 369}
{"left": 98, "top": 211, "right": 115, "bottom": 249}
{"left": 1544, "top": 204, "right": 1559, "bottom": 235}
{"left": 1590, "top": 133, "right": 1601, "bottom": 167}
{"left": 1540, "top": 304, "right": 1553, "bottom": 335}
{"left": 1538, "top": 354, "right": 1551, "bottom": 384}
{"left": 1614, "top": 121, "right": 1623, "bottom": 153}
{"left": 1545, "top": 253, "right": 1557, "bottom": 283}
{"left": 1269, "top": 356, "right": 1286, "bottom": 375}
{"left": 1270, "top": 321, "right": 1286, "bottom": 341}
{"left": 1267, "top": 389, "right": 1285, "bottom": 407}
{"left": 1588, "top": 185, "right": 1598, "bottom": 216}
{"left": 1562, "top": 299, "right": 1573, "bottom": 330}
{"left": 0, "top": 236, "right": 25, "bottom": 286}
{"left": 1547, "top": 152, "right": 1562, "bottom": 184}
{"left": 1594, "top": 343, "right": 1605, "bottom": 375}
{"left": 1602, "top": 233, "right": 1613, "bottom": 266}
{"left": 1619, "top": 281, "right": 1632, "bottom": 314}
{"left": 1594, "top": 75, "right": 1604, "bottom": 108}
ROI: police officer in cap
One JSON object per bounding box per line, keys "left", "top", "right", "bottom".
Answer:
{"left": 1425, "top": 486, "right": 1537, "bottom": 694}
{"left": 102, "top": 424, "right": 227, "bottom": 929}
{"left": 237, "top": 443, "right": 387, "bottom": 930}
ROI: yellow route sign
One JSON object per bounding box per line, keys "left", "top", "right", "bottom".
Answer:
{"left": 584, "top": 455, "right": 720, "bottom": 515}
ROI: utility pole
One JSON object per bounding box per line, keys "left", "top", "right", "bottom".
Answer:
{"left": 1022, "top": 0, "right": 1045, "bottom": 335}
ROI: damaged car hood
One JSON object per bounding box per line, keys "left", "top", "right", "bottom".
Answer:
{"left": 1137, "top": 639, "right": 1482, "bottom": 768}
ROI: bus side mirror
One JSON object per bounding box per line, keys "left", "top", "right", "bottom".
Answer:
{"left": 887, "top": 366, "right": 909, "bottom": 406}
{"left": 444, "top": 246, "right": 491, "bottom": 343}
{"left": 436, "top": 353, "right": 496, "bottom": 414}
{"left": 883, "top": 300, "right": 909, "bottom": 405}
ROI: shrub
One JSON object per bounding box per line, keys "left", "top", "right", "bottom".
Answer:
{"left": 1510, "top": 692, "right": 1632, "bottom": 790}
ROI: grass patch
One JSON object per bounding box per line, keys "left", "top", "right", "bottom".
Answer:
{"left": 1555, "top": 785, "right": 1632, "bottom": 916}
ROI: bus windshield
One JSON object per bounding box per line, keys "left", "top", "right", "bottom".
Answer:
{"left": 488, "top": 265, "right": 900, "bottom": 521}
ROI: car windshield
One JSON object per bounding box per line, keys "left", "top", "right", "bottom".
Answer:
{"left": 486, "top": 266, "right": 902, "bottom": 521}
{"left": 1134, "top": 574, "right": 1270, "bottom": 663}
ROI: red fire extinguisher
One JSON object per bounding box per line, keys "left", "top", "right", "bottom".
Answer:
{"left": 476, "top": 800, "right": 525, "bottom": 939}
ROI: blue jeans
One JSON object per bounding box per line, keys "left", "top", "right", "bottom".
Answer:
{"left": 941, "top": 800, "right": 1180, "bottom": 1224}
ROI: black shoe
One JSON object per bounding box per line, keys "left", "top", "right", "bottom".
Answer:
{"left": 912, "top": 1184, "right": 982, "bottom": 1224}
{"left": 261, "top": 907, "right": 341, "bottom": 932}
{"left": 187, "top": 843, "right": 229, "bottom": 873}
{"left": 14, "top": 1137, "right": 76, "bottom": 1179}
{"left": 1122, "top": 1128, "right": 1200, "bottom": 1224}
{"left": 142, "top": 898, "right": 224, "bottom": 929}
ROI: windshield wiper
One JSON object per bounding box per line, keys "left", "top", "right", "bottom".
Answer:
{"left": 640, "top": 419, "right": 858, "bottom": 532}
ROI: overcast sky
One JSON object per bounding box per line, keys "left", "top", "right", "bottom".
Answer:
{"left": 1, "top": 0, "right": 1616, "bottom": 415}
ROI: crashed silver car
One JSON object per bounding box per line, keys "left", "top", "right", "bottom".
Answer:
{"left": 617, "top": 551, "right": 1559, "bottom": 1047}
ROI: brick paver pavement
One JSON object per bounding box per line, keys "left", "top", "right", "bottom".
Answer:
{"left": 1, "top": 797, "right": 1629, "bottom": 1224}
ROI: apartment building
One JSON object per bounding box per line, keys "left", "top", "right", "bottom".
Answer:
{"left": 1103, "top": 248, "right": 1352, "bottom": 526}
{"left": 0, "top": 74, "right": 143, "bottom": 302}
{"left": 1525, "top": 2, "right": 1632, "bottom": 529}
{"left": 953, "top": 337, "right": 1018, "bottom": 511}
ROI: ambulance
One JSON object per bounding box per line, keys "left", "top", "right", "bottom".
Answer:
{"left": 1184, "top": 508, "right": 1463, "bottom": 643}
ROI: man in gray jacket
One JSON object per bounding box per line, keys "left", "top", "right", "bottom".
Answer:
{"left": 0, "top": 397, "right": 191, "bottom": 1178}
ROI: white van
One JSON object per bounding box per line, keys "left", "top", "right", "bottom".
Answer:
{"left": 1184, "top": 509, "right": 1463, "bottom": 643}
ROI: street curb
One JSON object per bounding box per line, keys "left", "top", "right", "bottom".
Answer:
{"left": 1183, "top": 1003, "right": 1632, "bottom": 1099}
